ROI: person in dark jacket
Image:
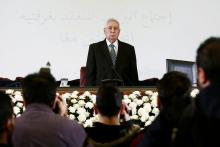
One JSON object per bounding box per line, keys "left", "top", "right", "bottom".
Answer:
{"left": 137, "top": 71, "right": 192, "bottom": 147}
{"left": 85, "top": 85, "right": 140, "bottom": 147}
{"left": 0, "top": 91, "right": 14, "bottom": 147}
{"left": 173, "top": 37, "right": 220, "bottom": 147}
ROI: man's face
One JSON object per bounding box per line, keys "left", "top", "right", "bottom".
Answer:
{"left": 104, "top": 21, "right": 120, "bottom": 43}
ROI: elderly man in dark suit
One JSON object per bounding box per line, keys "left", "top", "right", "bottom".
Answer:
{"left": 85, "top": 18, "right": 139, "bottom": 86}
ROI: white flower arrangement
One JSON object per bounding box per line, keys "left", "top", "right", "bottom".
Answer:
{"left": 123, "top": 90, "right": 160, "bottom": 127}
{"left": 4, "top": 88, "right": 200, "bottom": 128}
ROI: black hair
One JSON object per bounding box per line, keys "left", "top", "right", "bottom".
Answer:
{"left": 157, "top": 71, "right": 192, "bottom": 126}
{"left": 0, "top": 91, "right": 13, "bottom": 134}
{"left": 196, "top": 37, "right": 220, "bottom": 83}
{"left": 158, "top": 71, "right": 192, "bottom": 107}
{"left": 21, "top": 71, "right": 57, "bottom": 107}
{"left": 96, "top": 85, "right": 122, "bottom": 117}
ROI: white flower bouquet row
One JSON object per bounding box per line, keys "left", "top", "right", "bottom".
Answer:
{"left": 5, "top": 88, "right": 199, "bottom": 128}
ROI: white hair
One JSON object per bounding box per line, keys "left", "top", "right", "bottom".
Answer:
{"left": 105, "top": 18, "right": 120, "bottom": 28}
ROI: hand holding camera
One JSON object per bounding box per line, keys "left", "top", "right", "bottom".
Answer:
{"left": 53, "top": 94, "right": 68, "bottom": 117}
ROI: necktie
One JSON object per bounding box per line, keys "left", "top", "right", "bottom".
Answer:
{"left": 109, "top": 44, "right": 117, "bottom": 65}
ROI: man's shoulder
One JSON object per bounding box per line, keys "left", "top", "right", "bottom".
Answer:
{"left": 90, "top": 40, "right": 106, "bottom": 47}
{"left": 118, "top": 40, "right": 134, "bottom": 48}
{"left": 15, "top": 110, "right": 83, "bottom": 130}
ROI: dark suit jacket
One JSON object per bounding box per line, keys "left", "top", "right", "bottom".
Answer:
{"left": 85, "top": 39, "right": 139, "bottom": 86}
{"left": 173, "top": 83, "right": 220, "bottom": 147}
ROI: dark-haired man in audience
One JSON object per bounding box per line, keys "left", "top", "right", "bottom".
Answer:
{"left": 0, "top": 91, "right": 14, "bottom": 147}
{"left": 85, "top": 85, "right": 140, "bottom": 147}
{"left": 173, "top": 37, "right": 220, "bottom": 147}
{"left": 136, "top": 71, "right": 192, "bottom": 147}
{"left": 12, "top": 71, "right": 89, "bottom": 147}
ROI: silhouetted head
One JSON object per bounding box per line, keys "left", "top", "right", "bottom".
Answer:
{"left": 21, "top": 71, "right": 57, "bottom": 107}
{"left": 158, "top": 71, "right": 191, "bottom": 107}
{"left": 196, "top": 37, "right": 220, "bottom": 85}
{"left": 96, "top": 85, "right": 122, "bottom": 117}
{"left": 0, "top": 91, "right": 14, "bottom": 143}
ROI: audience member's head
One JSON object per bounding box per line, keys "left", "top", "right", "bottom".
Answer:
{"left": 96, "top": 85, "right": 122, "bottom": 117}
{"left": 21, "top": 71, "right": 57, "bottom": 107}
{"left": 0, "top": 91, "right": 14, "bottom": 145}
{"left": 196, "top": 37, "right": 220, "bottom": 88}
{"left": 157, "top": 71, "right": 192, "bottom": 126}
{"left": 157, "top": 71, "right": 192, "bottom": 108}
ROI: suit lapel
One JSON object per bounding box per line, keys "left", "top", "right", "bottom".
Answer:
{"left": 115, "top": 40, "right": 123, "bottom": 67}
{"left": 101, "top": 40, "right": 113, "bottom": 66}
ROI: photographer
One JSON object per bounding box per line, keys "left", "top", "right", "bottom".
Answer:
{"left": 12, "top": 71, "right": 88, "bottom": 147}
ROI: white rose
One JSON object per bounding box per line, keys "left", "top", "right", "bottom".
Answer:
{"left": 83, "top": 91, "right": 91, "bottom": 97}
{"left": 16, "top": 114, "right": 21, "bottom": 117}
{"left": 136, "top": 99, "right": 143, "bottom": 106}
{"left": 150, "top": 92, "right": 158, "bottom": 100}
{"left": 5, "top": 89, "right": 14, "bottom": 94}
{"left": 72, "top": 90, "right": 79, "bottom": 95}
{"left": 14, "top": 91, "right": 22, "bottom": 96}
{"left": 85, "top": 111, "right": 90, "bottom": 117}
{"left": 14, "top": 94, "right": 23, "bottom": 101}
{"left": 133, "top": 98, "right": 138, "bottom": 103}
{"left": 11, "top": 97, "right": 16, "bottom": 103}
{"left": 137, "top": 108, "right": 145, "bottom": 116}
{"left": 77, "top": 107, "right": 86, "bottom": 115}
{"left": 61, "top": 93, "right": 71, "bottom": 100}
{"left": 143, "top": 103, "right": 152, "bottom": 113}
{"left": 73, "top": 104, "right": 80, "bottom": 110}
{"left": 142, "top": 96, "right": 149, "bottom": 102}
{"left": 130, "top": 115, "right": 138, "bottom": 120}
{"left": 69, "top": 114, "right": 75, "bottom": 120}
{"left": 123, "top": 95, "right": 129, "bottom": 99}
{"left": 140, "top": 115, "right": 148, "bottom": 122}
{"left": 145, "top": 120, "right": 152, "bottom": 126}
{"left": 151, "top": 98, "right": 158, "bottom": 107}
{"left": 78, "top": 114, "right": 86, "bottom": 123}
{"left": 152, "top": 107, "right": 160, "bottom": 115}
{"left": 133, "top": 91, "right": 141, "bottom": 96}
{"left": 145, "top": 90, "right": 153, "bottom": 96}
{"left": 123, "top": 98, "right": 131, "bottom": 104}
{"left": 149, "top": 115, "right": 156, "bottom": 122}
{"left": 78, "top": 100, "right": 85, "bottom": 107}
{"left": 68, "top": 106, "right": 76, "bottom": 113}
{"left": 129, "top": 102, "right": 137, "bottom": 109}
{"left": 91, "top": 95, "right": 96, "bottom": 103}
{"left": 71, "top": 98, "right": 77, "bottom": 104}
{"left": 154, "top": 112, "right": 159, "bottom": 118}
{"left": 71, "top": 94, "right": 78, "bottom": 99}
{"left": 131, "top": 108, "right": 137, "bottom": 115}
{"left": 85, "top": 102, "right": 94, "bottom": 109}
{"left": 79, "top": 95, "right": 85, "bottom": 100}
{"left": 16, "top": 102, "right": 23, "bottom": 108}
{"left": 84, "top": 119, "right": 93, "bottom": 127}
{"left": 129, "top": 93, "right": 137, "bottom": 100}
{"left": 90, "top": 115, "right": 99, "bottom": 122}
{"left": 13, "top": 106, "right": 20, "bottom": 115}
